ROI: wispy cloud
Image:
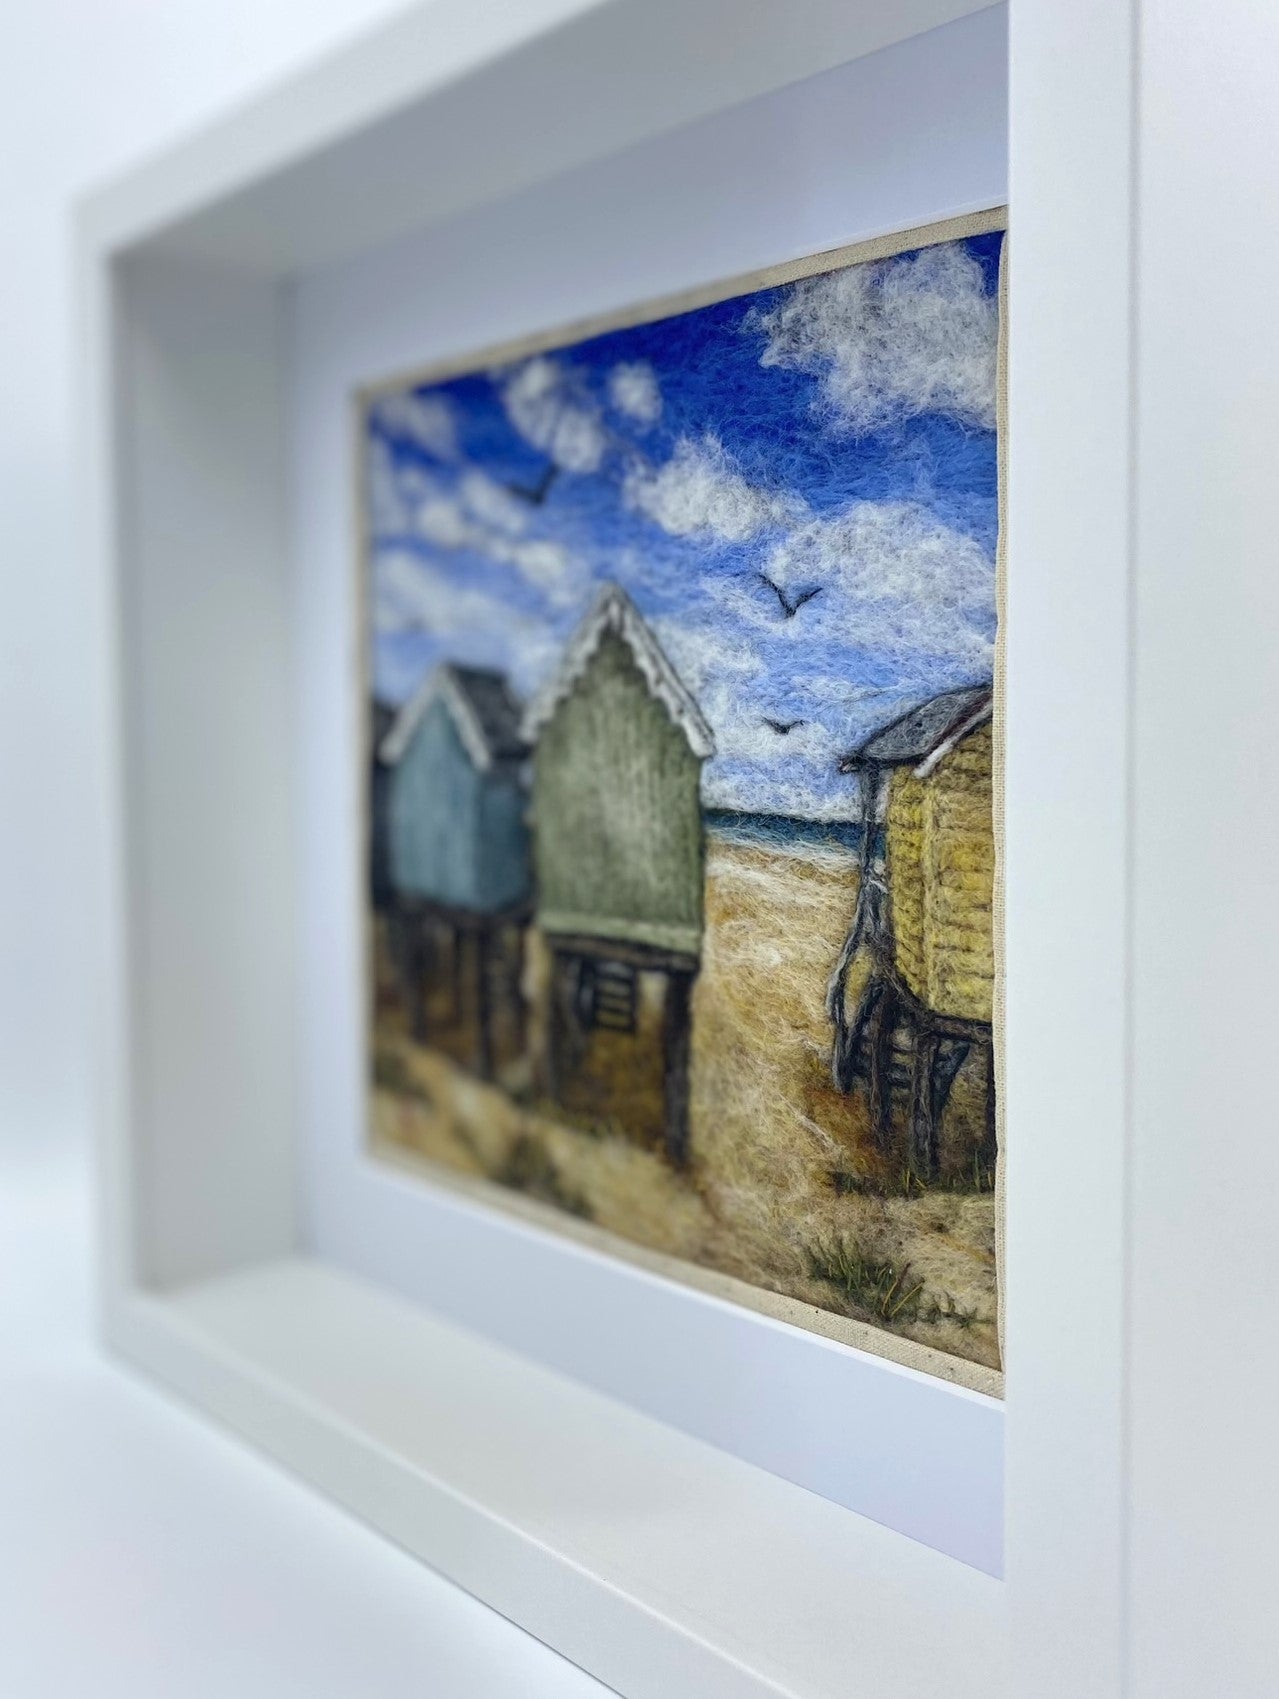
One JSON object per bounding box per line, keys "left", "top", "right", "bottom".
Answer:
{"left": 624, "top": 434, "right": 807, "bottom": 543}
{"left": 751, "top": 242, "right": 998, "bottom": 433}
{"left": 498, "top": 355, "right": 607, "bottom": 473}
{"left": 373, "top": 549, "right": 562, "bottom": 687}
{"left": 661, "top": 499, "right": 994, "bottom": 816}
{"left": 458, "top": 469, "right": 529, "bottom": 535}
{"left": 608, "top": 361, "right": 662, "bottom": 426}
{"left": 408, "top": 482, "right": 589, "bottom": 608}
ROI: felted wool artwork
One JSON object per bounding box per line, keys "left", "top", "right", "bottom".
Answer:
{"left": 364, "top": 212, "right": 1005, "bottom": 1391}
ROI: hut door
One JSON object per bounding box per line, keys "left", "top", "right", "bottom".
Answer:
{"left": 574, "top": 958, "right": 638, "bottom": 1033}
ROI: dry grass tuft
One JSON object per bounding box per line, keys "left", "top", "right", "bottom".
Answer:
{"left": 807, "top": 1238, "right": 924, "bottom": 1323}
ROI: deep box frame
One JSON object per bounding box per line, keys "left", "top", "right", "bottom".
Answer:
{"left": 82, "top": 1, "right": 1279, "bottom": 1695}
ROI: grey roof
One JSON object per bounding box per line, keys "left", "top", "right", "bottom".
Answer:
{"left": 371, "top": 700, "right": 397, "bottom": 763}
{"left": 446, "top": 666, "right": 527, "bottom": 761}
{"left": 380, "top": 663, "right": 527, "bottom": 769}
{"left": 839, "top": 684, "right": 994, "bottom": 772}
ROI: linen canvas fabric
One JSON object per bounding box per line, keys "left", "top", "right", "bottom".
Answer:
{"left": 362, "top": 209, "right": 1007, "bottom": 1393}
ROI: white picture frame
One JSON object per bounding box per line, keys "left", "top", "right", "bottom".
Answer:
{"left": 82, "top": 1, "right": 1279, "bottom": 1695}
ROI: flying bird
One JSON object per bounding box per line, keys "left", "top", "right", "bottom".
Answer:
{"left": 762, "top": 717, "right": 805, "bottom": 735}
{"left": 757, "top": 573, "right": 822, "bottom": 618}
{"left": 503, "top": 462, "right": 559, "bottom": 505}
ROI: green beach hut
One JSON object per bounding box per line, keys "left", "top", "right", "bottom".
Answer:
{"left": 523, "top": 584, "right": 714, "bottom": 1161}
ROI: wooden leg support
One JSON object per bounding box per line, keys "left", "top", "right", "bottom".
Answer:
{"left": 662, "top": 969, "right": 694, "bottom": 1166}
{"left": 866, "top": 984, "right": 898, "bottom": 1153}
{"left": 449, "top": 923, "right": 464, "bottom": 1024}
{"left": 473, "top": 927, "right": 493, "bottom": 1080}
{"left": 980, "top": 1035, "right": 999, "bottom": 1177}
{"left": 544, "top": 949, "right": 566, "bottom": 1105}
{"left": 409, "top": 919, "right": 429, "bottom": 1044}
{"left": 910, "top": 1028, "right": 941, "bottom": 1182}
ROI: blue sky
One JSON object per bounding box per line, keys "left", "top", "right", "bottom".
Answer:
{"left": 368, "top": 230, "right": 1002, "bottom": 822}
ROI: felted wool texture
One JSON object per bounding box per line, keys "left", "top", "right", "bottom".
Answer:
{"left": 366, "top": 229, "right": 1001, "bottom": 826}
{"left": 365, "top": 209, "right": 1007, "bottom": 1390}
{"left": 370, "top": 825, "right": 1001, "bottom": 1377}
{"left": 886, "top": 723, "right": 996, "bottom": 1023}
{"left": 993, "top": 235, "right": 1009, "bottom": 1369}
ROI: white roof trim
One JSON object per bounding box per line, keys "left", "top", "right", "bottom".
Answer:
{"left": 912, "top": 700, "right": 994, "bottom": 780}
{"left": 521, "top": 583, "right": 715, "bottom": 759}
{"left": 379, "top": 664, "right": 495, "bottom": 772}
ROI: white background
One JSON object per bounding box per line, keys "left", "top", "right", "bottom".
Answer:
{"left": 0, "top": 1, "right": 605, "bottom": 1693}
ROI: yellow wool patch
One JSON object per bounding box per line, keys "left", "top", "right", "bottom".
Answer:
{"left": 886, "top": 723, "right": 995, "bottom": 1021}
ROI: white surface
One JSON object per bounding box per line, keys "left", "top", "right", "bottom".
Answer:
{"left": 110, "top": 1254, "right": 1007, "bottom": 1699}
{"left": 1005, "top": 4, "right": 1279, "bottom": 1695}
{"left": 84, "top": 0, "right": 993, "bottom": 271}
{"left": 118, "top": 252, "right": 297, "bottom": 1289}
{"left": 1002, "top": 1, "right": 1134, "bottom": 1693}
{"left": 0, "top": 1150, "right": 611, "bottom": 1699}
{"left": 291, "top": 10, "right": 1007, "bottom": 1573}
{"left": 0, "top": 0, "right": 407, "bottom": 1160}
{"left": 1127, "top": 6, "right": 1279, "bottom": 1695}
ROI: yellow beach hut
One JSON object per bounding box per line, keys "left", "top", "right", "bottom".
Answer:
{"left": 828, "top": 685, "right": 997, "bottom": 1184}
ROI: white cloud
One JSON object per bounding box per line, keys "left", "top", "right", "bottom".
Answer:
{"left": 370, "top": 390, "right": 459, "bottom": 461}
{"left": 499, "top": 355, "right": 607, "bottom": 473}
{"left": 650, "top": 630, "right": 855, "bottom": 819}
{"left": 758, "top": 500, "right": 995, "bottom": 672}
{"left": 458, "top": 469, "right": 528, "bottom": 535}
{"left": 408, "top": 486, "right": 587, "bottom": 607}
{"left": 752, "top": 242, "right": 998, "bottom": 433}
{"left": 372, "top": 549, "right": 562, "bottom": 688}
{"left": 371, "top": 412, "right": 589, "bottom": 606}
{"left": 415, "top": 493, "right": 473, "bottom": 551}
{"left": 654, "top": 619, "right": 759, "bottom": 682}
{"left": 503, "top": 537, "right": 583, "bottom": 602}
{"left": 624, "top": 433, "right": 807, "bottom": 543}
{"left": 374, "top": 548, "right": 472, "bottom": 634}
{"left": 608, "top": 361, "right": 662, "bottom": 425}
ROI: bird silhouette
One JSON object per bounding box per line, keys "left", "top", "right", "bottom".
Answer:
{"left": 757, "top": 573, "right": 822, "bottom": 618}
{"left": 503, "top": 463, "right": 560, "bottom": 505}
{"left": 762, "top": 717, "right": 805, "bottom": 735}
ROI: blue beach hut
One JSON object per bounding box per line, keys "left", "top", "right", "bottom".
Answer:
{"left": 380, "top": 664, "right": 532, "bottom": 1077}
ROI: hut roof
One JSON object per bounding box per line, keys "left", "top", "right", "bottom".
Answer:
{"left": 522, "top": 582, "right": 715, "bottom": 758}
{"left": 839, "top": 684, "right": 994, "bottom": 779}
{"left": 371, "top": 699, "right": 397, "bottom": 764}
{"left": 380, "top": 663, "right": 527, "bottom": 772}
